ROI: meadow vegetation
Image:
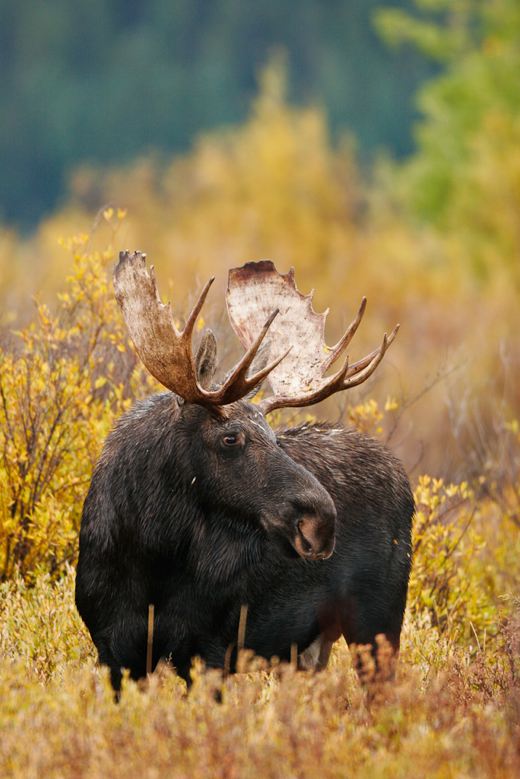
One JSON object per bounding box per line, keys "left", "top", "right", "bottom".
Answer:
{"left": 0, "top": 3, "right": 519, "bottom": 775}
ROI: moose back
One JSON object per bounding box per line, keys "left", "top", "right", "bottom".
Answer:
{"left": 75, "top": 253, "right": 414, "bottom": 692}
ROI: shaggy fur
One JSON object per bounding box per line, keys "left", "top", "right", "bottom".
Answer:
{"left": 75, "top": 393, "right": 414, "bottom": 691}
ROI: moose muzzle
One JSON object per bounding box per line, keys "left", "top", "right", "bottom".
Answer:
{"left": 294, "top": 513, "right": 336, "bottom": 560}
{"left": 260, "top": 488, "right": 337, "bottom": 560}
{"left": 259, "top": 442, "right": 337, "bottom": 561}
{"left": 265, "top": 481, "right": 337, "bottom": 561}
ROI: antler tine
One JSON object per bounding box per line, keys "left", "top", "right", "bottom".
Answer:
{"left": 342, "top": 323, "right": 400, "bottom": 380}
{"left": 217, "top": 347, "right": 292, "bottom": 404}
{"left": 244, "top": 346, "right": 292, "bottom": 388}
{"left": 321, "top": 297, "right": 367, "bottom": 373}
{"left": 182, "top": 276, "right": 216, "bottom": 339}
{"left": 342, "top": 332, "right": 391, "bottom": 390}
{"left": 259, "top": 324, "right": 400, "bottom": 416}
{"left": 258, "top": 354, "right": 349, "bottom": 415}
{"left": 211, "top": 310, "right": 287, "bottom": 403}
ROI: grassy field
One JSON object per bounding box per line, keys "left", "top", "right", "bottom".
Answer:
{"left": 1, "top": 577, "right": 518, "bottom": 779}
{"left": 1, "top": 485, "right": 518, "bottom": 779}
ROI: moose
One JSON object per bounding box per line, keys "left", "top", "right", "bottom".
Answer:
{"left": 75, "top": 251, "right": 414, "bottom": 693}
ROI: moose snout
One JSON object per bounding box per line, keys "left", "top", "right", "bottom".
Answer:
{"left": 260, "top": 456, "right": 337, "bottom": 560}
{"left": 286, "top": 485, "right": 337, "bottom": 560}
{"left": 294, "top": 513, "right": 336, "bottom": 560}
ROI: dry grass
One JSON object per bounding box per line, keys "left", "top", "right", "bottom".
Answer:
{"left": 0, "top": 569, "right": 518, "bottom": 779}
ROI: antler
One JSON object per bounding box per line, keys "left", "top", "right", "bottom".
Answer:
{"left": 114, "top": 251, "right": 287, "bottom": 406}
{"left": 226, "top": 261, "right": 399, "bottom": 415}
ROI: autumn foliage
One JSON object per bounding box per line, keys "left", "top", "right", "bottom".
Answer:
{"left": 1, "top": 20, "right": 519, "bottom": 776}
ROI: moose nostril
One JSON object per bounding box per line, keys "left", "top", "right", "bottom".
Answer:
{"left": 294, "top": 514, "right": 335, "bottom": 560}
{"left": 297, "top": 520, "right": 314, "bottom": 553}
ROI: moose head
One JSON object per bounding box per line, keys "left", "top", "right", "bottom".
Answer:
{"left": 113, "top": 251, "right": 398, "bottom": 561}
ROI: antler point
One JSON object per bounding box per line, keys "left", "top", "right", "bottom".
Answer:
{"left": 265, "top": 308, "right": 280, "bottom": 327}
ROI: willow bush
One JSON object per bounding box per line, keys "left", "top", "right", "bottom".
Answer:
{"left": 0, "top": 229, "right": 143, "bottom": 580}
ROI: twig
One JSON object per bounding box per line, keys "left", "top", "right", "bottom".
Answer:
{"left": 290, "top": 643, "right": 298, "bottom": 670}
{"left": 237, "top": 604, "right": 248, "bottom": 652}
{"left": 146, "top": 604, "right": 155, "bottom": 676}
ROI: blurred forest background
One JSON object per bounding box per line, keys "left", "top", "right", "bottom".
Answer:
{"left": 1, "top": 0, "right": 433, "bottom": 228}
{"left": 0, "top": 3, "right": 519, "bottom": 775}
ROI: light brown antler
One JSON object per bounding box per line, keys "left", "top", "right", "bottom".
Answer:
{"left": 226, "top": 261, "right": 399, "bottom": 415}
{"left": 114, "top": 251, "right": 287, "bottom": 406}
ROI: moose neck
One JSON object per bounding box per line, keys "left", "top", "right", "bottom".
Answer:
{"left": 121, "top": 394, "right": 269, "bottom": 589}
{"left": 184, "top": 505, "right": 268, "bottom": 590}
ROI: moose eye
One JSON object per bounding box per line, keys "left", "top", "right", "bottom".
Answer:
{"left": 221, "top": 432, "right": 243, "bottom": 448}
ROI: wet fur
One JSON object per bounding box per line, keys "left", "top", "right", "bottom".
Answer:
{"left": 75, "top": 393, "right": 414, "bottom": 691}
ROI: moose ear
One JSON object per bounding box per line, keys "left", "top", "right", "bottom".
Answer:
{"left": 195, "top": 329, "right": 218, "bottom": 389}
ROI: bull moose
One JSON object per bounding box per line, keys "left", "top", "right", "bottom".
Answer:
{"left": 75, "top": 251, "right": 414, "bottom": 693}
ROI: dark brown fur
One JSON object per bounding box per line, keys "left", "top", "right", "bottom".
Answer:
{"left": 76, "top": 393, "right": 414, "bottom": 691}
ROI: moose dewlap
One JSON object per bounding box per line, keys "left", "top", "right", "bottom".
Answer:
{"left": 75, "top": 252, "right": 414, "bottom": 693}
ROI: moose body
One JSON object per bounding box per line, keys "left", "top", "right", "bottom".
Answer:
{"left": 75, "top": 251, "right": 414, "bottom": 692}
{"left": 76, "top": 394, "right": 413, "bottom": 690}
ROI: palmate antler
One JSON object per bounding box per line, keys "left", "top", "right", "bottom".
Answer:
{"left": 114, "top": 252, "right": 398, "bottom": 414}
{"left": 114, "top": 251, "right": 287, "bottom": 406}
{"left": 226, "top": 261, "right": 399, "bottom": 415}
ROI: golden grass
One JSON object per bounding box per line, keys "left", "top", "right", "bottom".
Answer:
{"left": 0, "top": 563, "right": 517, "bottom": 779}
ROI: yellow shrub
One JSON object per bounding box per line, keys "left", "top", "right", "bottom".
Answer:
{"left": 0, "top": 233, "right": 139, "bottom": 580}
{"left": 409, "top": 476, "right": 501, "bottom": 650}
